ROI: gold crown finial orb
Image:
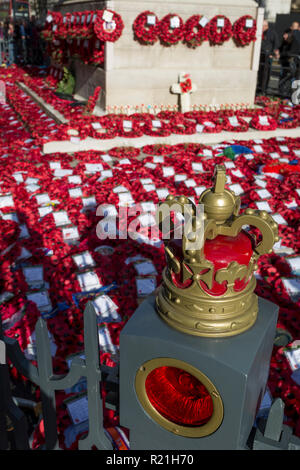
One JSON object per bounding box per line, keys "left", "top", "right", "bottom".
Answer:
{"left": 199, "top": 165, "right": 240, "bottom": 224}
{"left": 155, "top": 165, "right": 279, "bottom": 338}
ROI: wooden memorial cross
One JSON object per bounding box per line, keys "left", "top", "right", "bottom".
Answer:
{"left": 171, "top": 73, "right": 197, "bottom": 113}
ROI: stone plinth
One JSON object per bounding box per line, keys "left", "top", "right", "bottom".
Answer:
{"left": 54, "top": 0, "right": 264, "bottom": 109}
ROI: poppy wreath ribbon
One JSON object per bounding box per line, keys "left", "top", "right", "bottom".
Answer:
{"left": 233, "top": 15, "right": 257, "bottom": 46}
{"left": 94, "top": 9, "right": 124, "bottom": 42}
{"left": 208, "top": 15, "right": 233, "bottom": 45}
{"left": 133, "top": 11, "right": 159, "bottom": 45}
{"left": 184, "top": 15, "right": 209, "bottom": 48}
{"left": 158, "top": 14, "right": 185, "bottom": 46}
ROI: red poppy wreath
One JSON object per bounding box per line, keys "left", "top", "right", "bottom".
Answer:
{"left": 208, "top": 15, "right": 233, "bottom": 45}
{"left": 233, "top": 15, "right": 257, "bottom": 46}
{"left": 158, "top": 13, "right": 185, "bottom": 46}
{"left": 133, "top": 11, "right": 159, "bottom": 45}
{"left": 94, "top": 9, "right": 124, "bottom": 42}
{"left": 184, "top": 15, "right": 209, "bottom": 48}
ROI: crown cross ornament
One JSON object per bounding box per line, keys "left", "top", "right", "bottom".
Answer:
{"left": 155, "top": 165, "right": 279, "bottom": 337}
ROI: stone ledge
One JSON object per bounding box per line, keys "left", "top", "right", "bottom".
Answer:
{"left": 43, "top": 126, "right": 300, "bottom": 154}
{"left": 16, "top": 81, "right": 69, "bottom": 125}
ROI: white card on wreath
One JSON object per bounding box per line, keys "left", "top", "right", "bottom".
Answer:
{"left": 102, "top": 10, "right": 113, "bottom": 22}
{"left": 192, "top": 162, "right": 203, "bottom": 172}
{"left": 77, "top": 271, "right": 101, "bottom": 292}
{"left": 91, "top": 122, "right": 102, "bottom": 130}
{"left": 49, "top": 161, "right": 61, "bottom": 170}
{"left": 256, "top": 201, "right": 272, "bottom": 212}
{"left": 229, "top": 116, "right": 239, "bottom": 127}
{"left": 153, "top": 156, "right": 164, "bottom": 163}
{"left": 138, "top": 213, "right": 156, "bottom": 228}
{"left": 62, "top": 226, "right": 80, "bottom": 241}
{"left": 23, "top": 266, "right": 44, "bottom": 284}
{"left": 272, "top": 213, "right": 288, "bottom": 225}
{"left": 27, "top": 291, "right": 52, "bottom": 311}
{"left": 156, "top": 188, "right": 169, "bottom": 200}
{"left": 2, "top": 212, "right": 19, "bottom": 223}
{"left": 100, "top": 170, "right": 113, "bottom": 179}
{"left": 119, "top": 159, "right": 132, "bottom": 165}
{"left": 147, "top": 15, "right": 156, "bottom": 25}
{"left": 224, "top": 161, "right": 235, "bottom": 169}
{"left": 53, "top": 211, "right": 70, "bottom": 227}
{"left": 229, "top": 183, "right": 244, "bottom": 196}
{"left": 284, "top": 347, "right": 300, "bottom": 371}
{"left": 135, "top": 261, "right": 157, "bottom": 276}
{"left": 199, "top": 16, "right": 209, "bottom": 28}
{"left": 140, "top": 201, "right": 156, "bottom": 212}
{"left": 67, "top": 395, "right": 89, "bottom": 425}
{"left": 163, "top": 167, "right": 175, "bottom": 177}
{"left": 93, "top": 295, "right": 119, "bottom": 320}
{"left": 82, "top": 196, "right": 97, "bottom": 208}
{"left": 140, "top": 178, "right": 153, "bottom": 184}
{"left": 12, "top": 173, "right": 24, "bottom": 183}
{"left": 144, "top": 162, "right": 157, "bottom": 169}
{"left": 231, "top": 170, "right": 244, "bottom": 178}
{"left": 99, "top": 204, "right": 118, "bottom": 217}
{"left": 196, "top": 124, "right": 204, "bottom": 133}
{"left": 217, "top": 18, "right": 225, "bottom": 28}
{"left": 203, "top": 121, "right": 215, "bottom": 128}
{"left": 255, "top": 178, "right": 267, "bottom": 188}
{"left": 113, "top": 185, "right": 128, "bottom": 194}
{"left": 101, "top": 154, "right": 112, "bottom": 162}
{"left": 69, "top": 187, "right": 83, "bottom": 198}
{"left": 152, "top": 120, "right": 162, "bottom": 128}
{"left": 279, "top": 145, "right": 289, "bottom": 153}
{"left": 245, "top": 19, "right": 254, "bottom": 28}
{"left": 26, "top": 184, "right": 40, "bottom": 193}
{"left": 170, "top": 16, "right": 180, "bottom": 28}
{"left": 259, "top": 116, "right": 270, "bottom": 126}
{"left": 123, "top": 120, "right": 132, "bottom": 130}
{"left": 253, "top": 145, "right": 263, "bottom": 153}
{"left": 36, "top": 193, "right": 51, "bottom": 206}
{"left": 0, "top": 194, "right": 14, "bottom": 208}
{"left": 118, "top": 192, "right": 135, "bottom": 205}
{"left": 54, "top": 169, "right": 73, "bottom": 177}
{"left": 98, "top": 325, "right": 117, "bottom": 354}
{"left": 194, "top": 186, "right": 207, "bottom": 196}
{"left": 285, "top": 199, "right": 297, "bottom": 209}
{"left": 136, "top": 277, "right": 156, "bottom": 296}
{"left": 282, "top": 278, "right": 300, "bottom": 302}
{"left": 185, "top": 179, "right": 197, "bottom": 188}
{"left": 286, "top": 256, "right": 300, "bottom": 276}
{"left": 73, "top": 251, "right": 95, "bottom": 269}
{"left": 85, "top": 163, "right": 103, "bottom": 173}
{"left": 143, "top": 183, "right": 156, "bottom": 192}
{"left": 38, "top": 206, "right": 53, "bottom": 217}
{"left": 175, "top": 174, "right": 187, "bottom": 182}
{"left": 256, "top": 189, "right": 272, "bottom": 199}
{"left": 68, "top": 175, "right": 82, "bottom": 184}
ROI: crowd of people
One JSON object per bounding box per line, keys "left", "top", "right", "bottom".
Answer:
{"left": 258, "top": 20, "right": 300, "bottom": 95}
{"left": 0, "top": 16, "right": 44, "bottom": 67}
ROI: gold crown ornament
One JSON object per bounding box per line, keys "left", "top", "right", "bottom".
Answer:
{"left": 155, "top": 165, "right": 279, "bottom": 338}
